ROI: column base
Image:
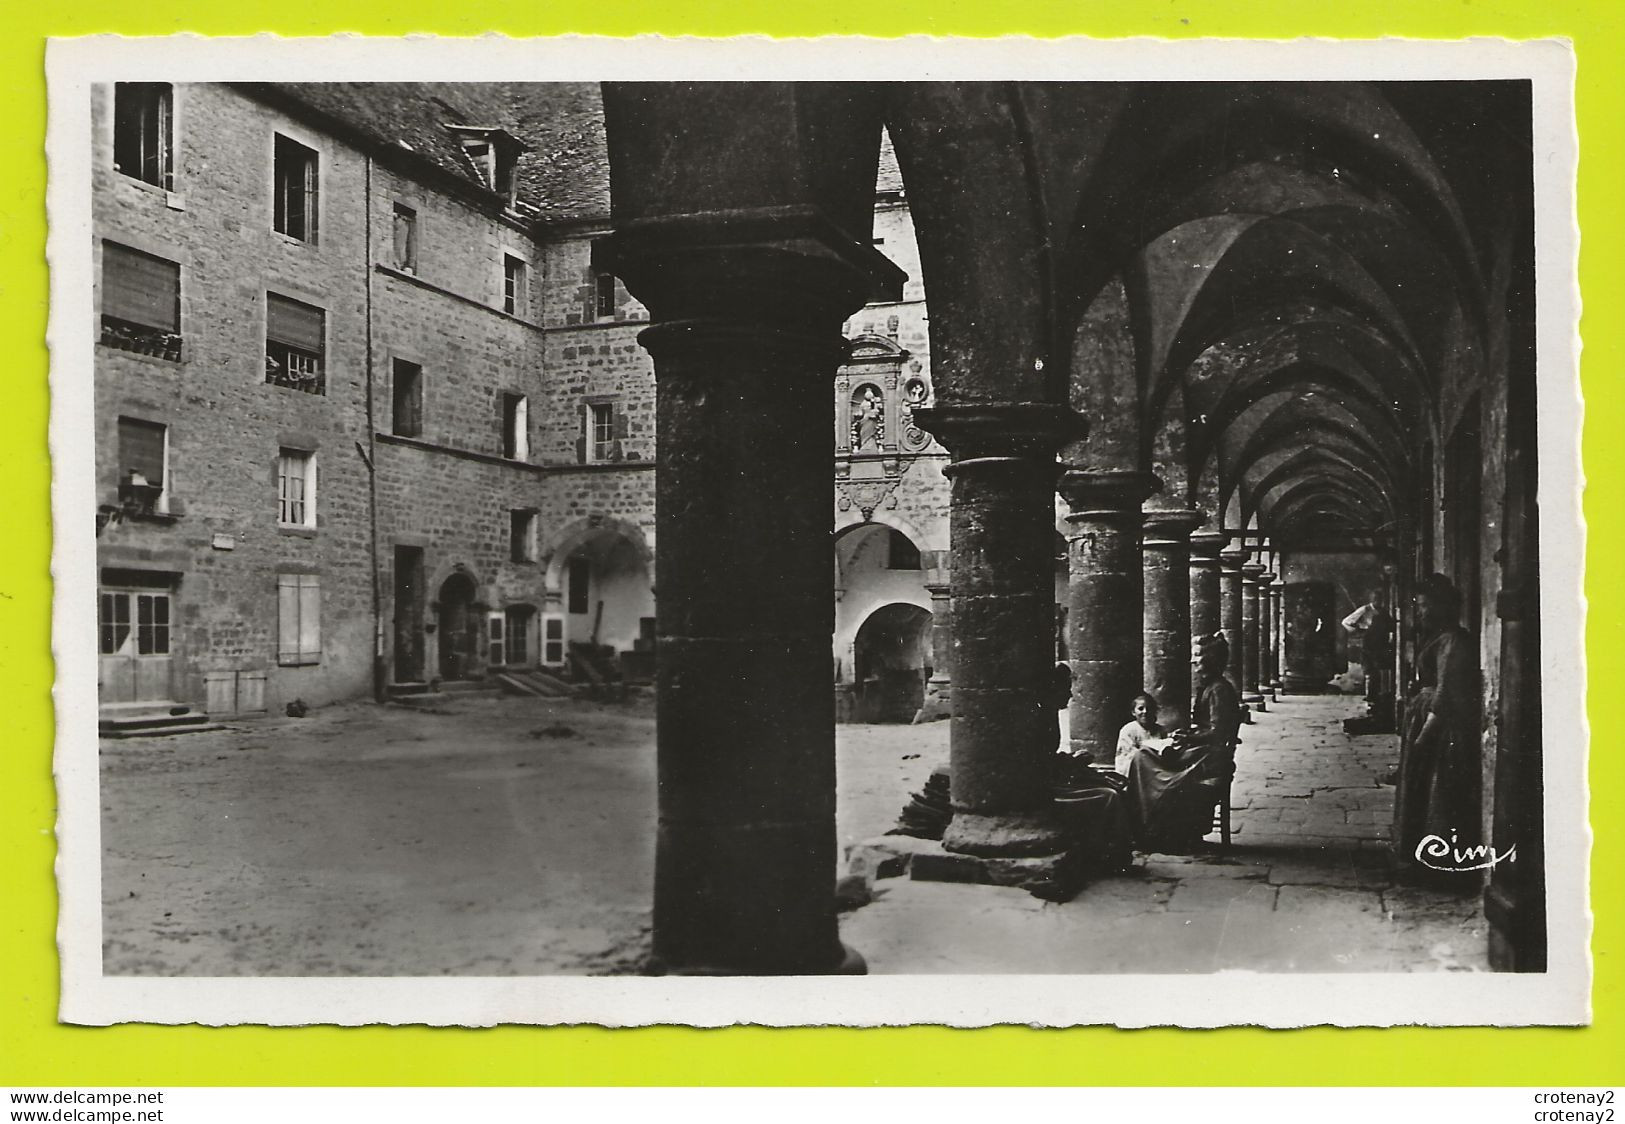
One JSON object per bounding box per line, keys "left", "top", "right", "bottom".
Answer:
{"left": 943, "top": 810, "right": 1069, "bottom": 857}
{"left": 852, "top": 834, "right": 1069, "bottom": 889}
{"left": 913, "top": 680, "right": 952, "bottom": 723}
{"left": 647, "top": 941, "right": 867, "bottom": 977}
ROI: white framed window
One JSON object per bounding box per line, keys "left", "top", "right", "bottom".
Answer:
{"left": 272, "top": 133, "right": 319, "bottom": 243}
{"left": 276, "top": 573, "right": 321, "bottom": 666}
{"left": 502, "top": 253, "right": 528, "bottom": 317}
{"left": 501, "top": 393, "right": 529, "bottom": 461}
{"left": 112, "top": 82, "right": 172, "bottom": 190}
{"left": 586, "top": 401, "right": 616, "bottom": 463}
{"left": 277, "top": 448, "right": 317, "bottom": 528}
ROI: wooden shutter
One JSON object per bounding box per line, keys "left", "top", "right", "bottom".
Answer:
{"left": 103, "top": 243, "right": 179, "bottom": 332}
{"left": 117, "top": 418, "right": 166, "bottom": 486}
{"left": 278, "top": 573, "right": 321, "bottom": 665}
{"left": 487, "top": 611, "right": 505, "bottom": 666}
{"left": 513, "top": 396, "right": 529, "bottom": 461}
{"left": 267, "top": 293, "right": 324, "bottom": 353}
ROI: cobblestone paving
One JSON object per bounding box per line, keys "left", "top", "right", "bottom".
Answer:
{"left": 842, "top": 693, "right": 1492, "bottom": 974}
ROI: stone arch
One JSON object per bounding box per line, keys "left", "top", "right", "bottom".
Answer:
{"left": 847, "top": 601, "right": 934, "bottom": 723}
{"left": 542, "top": 515, "right": 653, "bottom": 596}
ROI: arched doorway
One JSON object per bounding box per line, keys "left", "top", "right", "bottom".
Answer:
{"left": 436, "top": 572, "right": 478, "bottom": 681}
{"left": 851, "top": 602, "right": 933, "bottom": 723}
{"left": 555, "top": 527, "right": 655, "bottom": 680}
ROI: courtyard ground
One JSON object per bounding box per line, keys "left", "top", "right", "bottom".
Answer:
{"left": 99, "top": 691, "right": 1486, "bottom": 975}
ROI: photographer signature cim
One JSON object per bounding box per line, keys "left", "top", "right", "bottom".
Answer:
{"left": 1414, "top": 829, "right": 1518, "bottom": 872}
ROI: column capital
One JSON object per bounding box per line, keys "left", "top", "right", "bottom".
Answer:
{"left": 1189, "top": 529, "right": 1228, "bottom": 562}
{"left": 1219, "top": 545, "right": 1249, "bottom": 571}
{"left": 915, "top": 402, "right": 1088, "bottom": 463}
{"left": 1057, "top": 469, "right": 1159, "bottom": 515}
{"left": 1143, "top": 508, "right": 1204, "bottom": 545}
{"left": 1242, "top": 562, "right": 1268, "bottom": 583}
{"left": 595, "top": 205, "right": 905, "bottom": 333}
{"left": 1256, "top": 571, "right": 1277, "bottom": 588}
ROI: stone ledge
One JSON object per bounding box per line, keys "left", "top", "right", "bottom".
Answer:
{"left": 848, "top": 834, "right": 1065, "bottom": 888}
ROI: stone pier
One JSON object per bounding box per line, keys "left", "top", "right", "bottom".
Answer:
{"left": 1142, "top": 509, "right": 1202, "bottom": 724}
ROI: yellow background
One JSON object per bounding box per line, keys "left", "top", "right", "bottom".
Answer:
{"left": 3, "top": 0, "right": 1619, "bottom": 1087}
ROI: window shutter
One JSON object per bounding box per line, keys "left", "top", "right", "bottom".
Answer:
{"left": 487, "top": 611, "right": 505, "bottom": 666}
{"left": 117, "top": 418, "right": 166, "bottom": 486}
{"left": 103, "top": 244, "right": 179, "bottom": 332}
{"left": 576, "top": 403, "right": 588, "bottom": 464}
{"left": 612, "top": 406, "right": 628, "bottom": 462}
{"left": 267, "top": 294, "right": 324, "bottom": 352}
{"left": 511, "top": 396, "right": 529, "bottom": 461}
{"left": 304, "top": 150, "right": 320, "bottom": 243}
{"left": 277, "top": 574, "right": 300, "bottom": 663}
{"left": 298, "top": 575, "right": 322, "bottom": 662}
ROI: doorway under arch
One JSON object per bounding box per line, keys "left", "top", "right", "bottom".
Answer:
{"left": 436, "top": 572, "right": 479, "bottom": 681}
{"left": 851, "top": 602, "right": 933, "bottom": 723}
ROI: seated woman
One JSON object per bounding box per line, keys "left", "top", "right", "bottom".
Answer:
{"left": 1125, "top": 632, "right": 1242, "bottom": 852}
{"left": 1115, "top": 692, "right": 1168, "bottom": 775}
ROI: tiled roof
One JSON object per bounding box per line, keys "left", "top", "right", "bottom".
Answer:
{"left": 252, "top": 82, "right": 898, "bottom": 226}
{"left": 249, "top": 81, "right": 611, "bottom": 222}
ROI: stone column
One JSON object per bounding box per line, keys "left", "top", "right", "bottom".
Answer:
{"left": 914, "top": 404, "right": 1088, "bottom": 856}
{"left": 598, "top": 211, "right": 901, "bottom": 976}
{"left": 1142, "top": 509, "right": 1203, "bottom": 725}
{"left": 1269, "top": 583, "right": 1286, "bottom": 692}
{"left": 1188, "top": 530, "right": 1226, "bottom": 704}
{"left": 1059, "top": 471, "right": 1159, "bottom": 764}
{"left": 914, "top": 567, "right": 953, "bottom": 722}
{"left": 1257, "top": 571, "right": 1278, "bottom": 698}
{"left": 1219, "top": 545, "right": 1247, "bottom": 690}
{"left": 1241, "top": 561, "right": 1266, "bottom": 704}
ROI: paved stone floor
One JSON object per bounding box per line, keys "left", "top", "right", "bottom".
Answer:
{"left": 842, "top": 693, "right": 1491, "bottom": 973}
{"left": 100, "top": 690, "right": 1487, "bottom": 974}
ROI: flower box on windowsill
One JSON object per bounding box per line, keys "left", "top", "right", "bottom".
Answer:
{"left": 100, "top": 321, "right": 183, "bottom": 363}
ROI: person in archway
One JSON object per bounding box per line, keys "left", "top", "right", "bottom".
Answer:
{"left": 1343, "top": 587, "right": 1396, "bottom": 732}
{"left": 1393, "top": 573, "right": 1481, "bottom": 886}
{"left": 1125, "top": 632, "right": 1243, "bottom": 853}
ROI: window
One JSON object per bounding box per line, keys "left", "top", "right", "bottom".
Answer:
{"left": 392, "top": 203, "right": 418, "bottom": 273}
{"left": 101, "top": 242, "right": 181, "bottom": 360}
{"left": 886, "top": 528, "right": 922, "bottom": 570}
{"left": 594, "top": 272, "right": 616, "bottom": 319}
{"left": 454, "top": 129, "right": 522, "bottom": 202}
{"left": 501, "top": 393, "right": 529, "bottom": 460}
{"left": 509, "top": 509, "right": 537, "bottom": 563}
{"left": 392, "top": 359, "right": 423, "bottom": 438}
{"left": 112, "top": 83, "right": 172, "bottom": 190}
{"left": 505, "top": 606, "right": 533, "bottom": 666}
{"left": 567, "top": 558, "right": 591, "bottom": 615}
{"left": 99, "top": 590, "right": 171, "bottom": 656}
{"left": 588, "top": 402, "right": 616, "bottom": 463}
{"left": 265, "top": 293, "right": 325, "bottom": 394}
{"left": 502, "top": 254, "right": 527, "bottom": 316}
{"left": 277, "top": 448, "right": 316, "bottom": 528}
{"left": 272, "top": 134, "right": 319, "bottom": 243}
{"left": 276, "top": 573, "right": 321, "bottom": 666}
{"left": 116, "top": 417, "right": 168, "bottom": 513}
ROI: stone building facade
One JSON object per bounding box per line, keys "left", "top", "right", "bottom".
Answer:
{"left": 92, "top": 81, "right": 943, "bottom": 721}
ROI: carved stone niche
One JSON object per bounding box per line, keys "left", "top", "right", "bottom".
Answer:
{"left": 835, "top": 332, "right": 932, "bottom": 462}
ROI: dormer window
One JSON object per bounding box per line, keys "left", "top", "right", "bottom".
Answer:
{"left": 443, "top": 124, "right": 526, "bottom": 206}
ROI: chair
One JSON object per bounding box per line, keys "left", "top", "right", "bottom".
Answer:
{"left": 1203, "top": 743, "right": 1239, "bottom": 849}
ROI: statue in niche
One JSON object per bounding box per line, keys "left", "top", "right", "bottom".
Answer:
{"left": 900, "top": 376, "right": 931, "bottom": 452}
{"left": 851, "top": 385, "right": 885, "bottom": 451}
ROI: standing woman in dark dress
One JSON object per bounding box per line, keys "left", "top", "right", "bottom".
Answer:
{"left": 1393, "top": 573, "right": 1481, "bottom": 882}
{"left": 1127, "top": 632, "right": 1243, "bottom": 851}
